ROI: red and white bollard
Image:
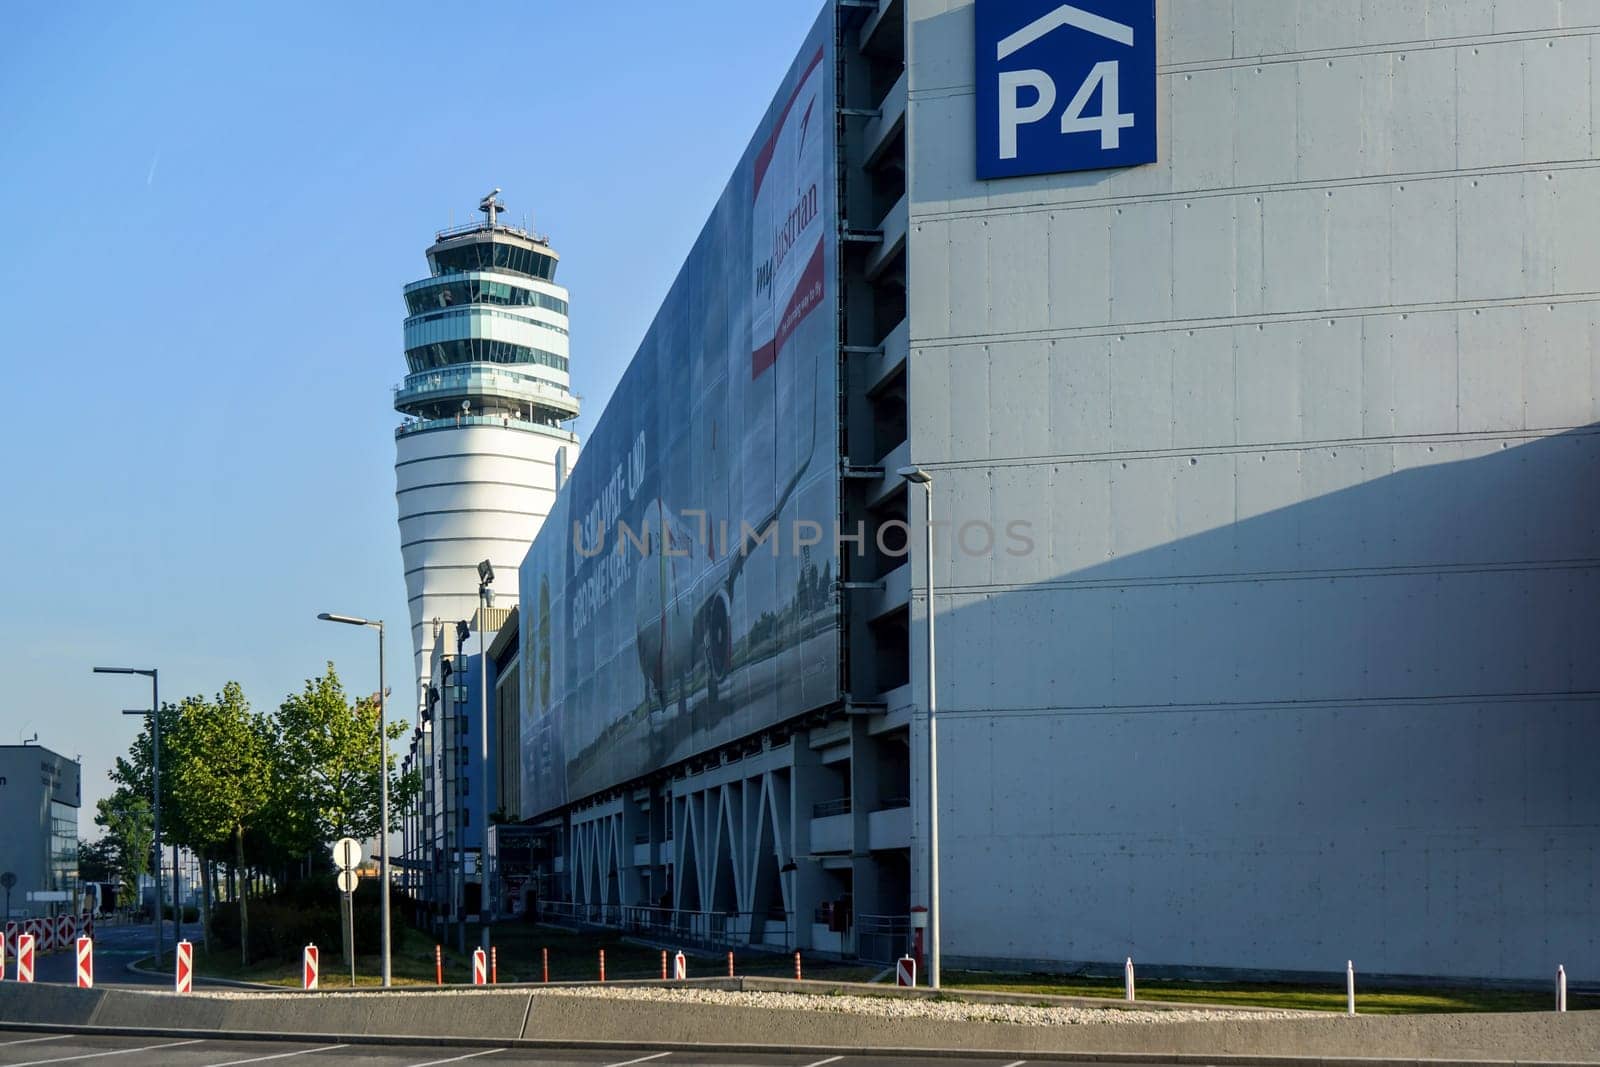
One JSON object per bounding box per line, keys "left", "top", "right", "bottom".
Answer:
{"left": 599, "top": 948, "right": 606, "bottom": 983}
{"left": 491, "top": 945, "right": 498, "bottom": 985}
{"left": 896, "top": 955, "right": 917, "bottom": 987}
{"left": 727, "top": 950, "right": 735, "bottom": 978}
{"left": 434, "top": 944, "right": 442, "bottom": 986}
{"left": 302, "top": 944, "right": 319, "bottom": 990}
{"left": 472, "top": 947, "right": 487, "bottom": 985}
{"left": 175, "top": 940, "right": 193, "bottom": 993}
{"left": 794, "top": 951, "right": 802, "bottom": 980}
{"left": 16, "top": 934, "right": 35, "bottom": 983}
{"left": 661, "top": 949, "right": 668, "bottom": 980}
{"left": 1124, "top": 957, "right": 1135, "bottom": 1002}
{"left": 75, "top": 936, "right": 93, "bottom": 988}
{"left": 673, "top": 951, "right": 687, "bottom": 980}
{"left": 542, "top": 946, "right": 549, "bottom": 983}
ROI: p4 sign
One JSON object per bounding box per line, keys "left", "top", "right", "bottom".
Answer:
{"left": 976, "top": 1, "right": 1157, "bottom": 179}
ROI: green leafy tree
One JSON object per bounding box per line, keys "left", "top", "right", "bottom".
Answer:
{"left": 274, "top": 664, "right": 398, "bottom": 844}
{"left": 78, "top": 837, "right": 116, "bottom": 883}
{"left": 108, "top": 701, "right": 204, "bottom": 901}
{"left": 92, "top": 793, "right": 153, "bottom": 908}
{"left": 170, "top": 682, "right": 272, "bottom": 965}
{"left": 274, "top": 663, "right": 411, "bottom": 961}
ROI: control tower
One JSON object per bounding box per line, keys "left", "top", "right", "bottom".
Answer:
{"left": 394, "top": 190, "right": 580, "bottom": 697}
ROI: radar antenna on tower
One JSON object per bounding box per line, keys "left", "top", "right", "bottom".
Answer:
{"left": 479, "top": 188, "right": 504, "bottom": 228}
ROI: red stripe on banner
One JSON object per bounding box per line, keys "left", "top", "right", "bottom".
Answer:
{"left": 752, "top": 239, "right": 826, "bottom": 381}
{"left": 751, "top": 340, "right": 777, "bottom": 379}
{"left": 752, "top": 47, "right": 826, "bottom": 200}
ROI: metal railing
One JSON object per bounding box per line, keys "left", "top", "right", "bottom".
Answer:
{"left": 396, "top": 414, "right": 579, "bottom": 440}
{"left": 394, "top": 365, "right": 579, "bottom": 409}
{"left": 536, "top": 900, "right": 795, "bottom": 951}
{"left": 434, "top": 219, "right": 550, "bottom": 245}
{"left": 812, "top": 797, "right": 852, "bottom": 818}
{"left": 855, "top": 913, "right": 912, "bottom": 965}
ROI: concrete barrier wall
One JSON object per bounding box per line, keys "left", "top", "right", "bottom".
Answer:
{"left": 4, "top": 983, "right": 1598, "bottom": 1062}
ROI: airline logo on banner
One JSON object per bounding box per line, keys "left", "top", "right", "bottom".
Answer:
{"left": 751, "top": 46, "right": 827, "bottom": 380}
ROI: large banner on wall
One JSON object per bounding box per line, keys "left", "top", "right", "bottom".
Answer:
{"left": 520, "top": 10, "right": 839, "bottom": 818}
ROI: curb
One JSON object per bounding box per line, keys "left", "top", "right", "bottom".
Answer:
{"left": 125, "top": 956, "right": 277, "bottom": 991}
{"left": 132, "top": 970, "right": 1290, "bottom": 1013}
{"left": 0, "top": 1019, "right": 1591, "bottom": 1067}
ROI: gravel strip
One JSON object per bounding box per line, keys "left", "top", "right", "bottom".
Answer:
{"left": 526, "top": 985, "right": 1304, "bottom": 1026}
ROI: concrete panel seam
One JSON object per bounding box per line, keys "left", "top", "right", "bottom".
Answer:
{"left": 910, "top": 159, "right": 1600, "bottom": 225}
{"left": 906, "top": 24, "right": 1600, "bottom": 96}
{"left": 902, "top": 424, "right": 1600, "bottom": 471}
{"left": 911, "top": 291, "right": 1600, "bottom": 350}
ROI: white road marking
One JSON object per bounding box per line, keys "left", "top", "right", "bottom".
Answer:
{"left": 603, "top": 1054, "right": 671, "bottom": 1067}
{"left": 1000, "top": 1061, "right": 1028, "bottom": 1067}
{"left": 404, "top": 1050, "right": 504, "bottom": 1067}
{"left": 0, "top": 1036, "right": 69, "bottom": 1048}
{"left": 204, "top": 1044, "right": 347, "bottom": 1065}
{"left": 11, "top": 1038, "right": 204, "bottom": 1066}
{"left": 801, "top": 1057, "right": 844, "bottom": 1067}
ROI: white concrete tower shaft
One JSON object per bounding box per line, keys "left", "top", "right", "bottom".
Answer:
{"left": 394, "top": 193, "right": 579, "bottom": 702}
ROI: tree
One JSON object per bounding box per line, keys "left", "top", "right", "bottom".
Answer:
{"left": 92, "top": 794, "right": 153, "bottom": 909}
{"left": 274, "top": 664, "right": 395, "bottom": 845}
{"left": 78, "top": 838, "right": 116, "bottom": 884}
{"left": 274, "top": 663, "right": 410, "bottom": 960}
{"left": 170, "top": 682, "right": 272, "bottom": 965}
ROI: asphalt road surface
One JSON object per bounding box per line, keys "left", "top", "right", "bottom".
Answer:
{"left": 0, "top": 1031, "right": 1095, "bottom": 1067}
{"left": 21, "top": 920, "right": 204, "bottom": 987}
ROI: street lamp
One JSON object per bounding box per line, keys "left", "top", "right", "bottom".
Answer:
{"left": 317, "top": 612, "right": 392, "bottom": 988}
{"left": 93, "top": 666, "right": 162, "bottom": 967}
{"left": 896, "top": 465, "right": 941, "bottom": 990}
{"left": 123, "top": 707, "right": 181, "bottom": 951}
{"left": 476, "top": 559, "right": 494, "bottom": 952}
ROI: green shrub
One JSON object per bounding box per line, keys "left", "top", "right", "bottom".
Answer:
{"left": 211, "top": 883, "right": 380, "bottom": 962}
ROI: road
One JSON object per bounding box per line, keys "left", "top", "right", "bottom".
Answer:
{"left": 0, "top": 1032, "right": 1076, "bottom": 1067}
{"left": 24, "top": 920, "right": 204, "bottom": 987}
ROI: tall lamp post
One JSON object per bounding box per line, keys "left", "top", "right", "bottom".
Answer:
{"left": 93, "top": 666, "right": 162, "bottom": 966}
{"left": 476, "top": 560, "right": 494, "bottom": 952}
{"left": 317, "top": 612, "right": 392, "bottom": 988}
{"left": 122, "top": 707, "right": 180, "bottom": 947}
{"left": 897, "top": 465, "right": 941, "bottom": 990}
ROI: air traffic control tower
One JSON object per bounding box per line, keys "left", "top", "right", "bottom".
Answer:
{"left": 394, "top": 191, "right": 579, "bottom": 698}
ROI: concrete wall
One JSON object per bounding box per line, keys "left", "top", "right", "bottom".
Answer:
{"left": 904, "top": 0, "right": 1600, "bottom": 979}
{"left": 0, "top": 746, "right": 80, "bottom": 908}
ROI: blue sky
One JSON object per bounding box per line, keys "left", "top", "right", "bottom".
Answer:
{"left": 0, "top": 1, "right": 827, "bottom": 822}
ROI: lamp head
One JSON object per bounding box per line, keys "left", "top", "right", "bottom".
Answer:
{"left": 318, "top": 612, "right": 369, "bottom": 627}
{"left": 897, "top": 465, "right": 932, "bottom": 485}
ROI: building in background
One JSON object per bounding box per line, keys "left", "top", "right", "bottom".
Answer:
{"left": 499, "top": 0, "right": 1598, "bottom": 982}
{"left": 398, "top": 610, "right": 507, "bottom": 937}
{"left": 0, "top": 744, "right": 81, "bottom": 918}
{"left": 394, "top": 191, "right": 580, "bottom": 708}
